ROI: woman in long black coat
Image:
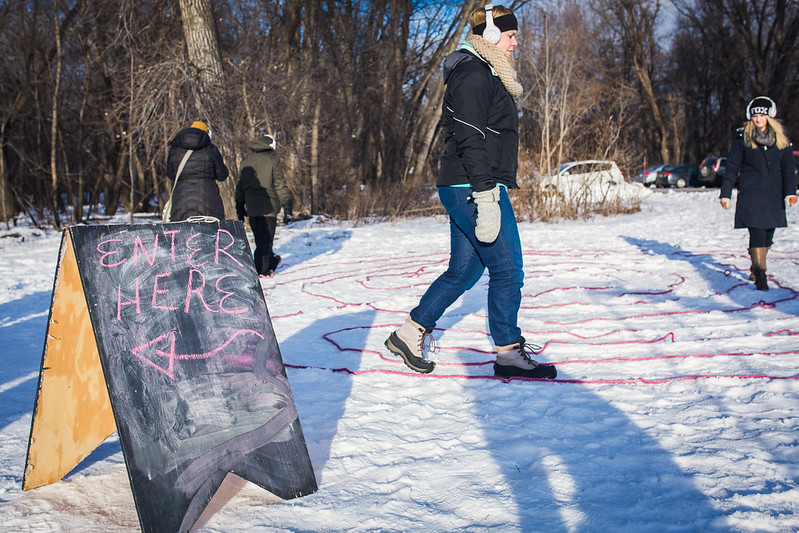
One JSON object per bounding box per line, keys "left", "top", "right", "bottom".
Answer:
{"left": 721, "top": 96, "right": 798, "bottom": 290}
{"left": 166, "top": 121, "right": 229, "bottom": 221}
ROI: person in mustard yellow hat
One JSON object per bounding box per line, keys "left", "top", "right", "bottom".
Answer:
{"left": 165, "top": 120, "right": 229, "bottom": 221}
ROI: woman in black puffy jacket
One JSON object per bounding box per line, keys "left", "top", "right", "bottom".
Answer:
{"left": 166, "top": 121, "right": 229, "bottom": 221}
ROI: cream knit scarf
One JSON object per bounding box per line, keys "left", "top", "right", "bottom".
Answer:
{"left": 465, "top": 33, "right": 523, "bottom": 100}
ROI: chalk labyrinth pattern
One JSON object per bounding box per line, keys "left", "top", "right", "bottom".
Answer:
{"left": 263, "top": 247, "right": 799, "bottom": 385}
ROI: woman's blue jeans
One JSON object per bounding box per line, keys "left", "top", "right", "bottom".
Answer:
{"left": 410, "top": 186, "right": 524, "bottom": 346}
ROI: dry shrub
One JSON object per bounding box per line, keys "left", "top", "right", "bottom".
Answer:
{"left": 511, "top": 179, "right": 640, "bottom": 222}
{"left": 314, "top": 181, "right": 445, "bottom": 222}
{"left": 322, "top": 178, "right": 638, "bottom": 224}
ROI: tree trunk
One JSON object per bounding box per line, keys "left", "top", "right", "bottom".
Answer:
{"left": 50, "top": 1, "right": 63, "bottom": 228}
{"left": 0, "top": 121, "right": 18, "bottom": 227}
{"left": 410, "top": 79, "right": 446, "bottom": 183}
{"left": 178, "top": 0, "right": 224, "bottom": 87}
{"left": 310, "top": 99, "right": 321, "bottom": 215}
{"left": 177, "top": 0, "right": 235, "bottom": 217}
{"left": 634, "top": 54, "right": 671, "bottom": 163}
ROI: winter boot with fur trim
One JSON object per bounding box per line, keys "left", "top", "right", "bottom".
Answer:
{"left": 494, "top": 337, "right": 557, "bottom": 379}
{"left": 748, "top": 246, "right": 770, "bottom": 282}
{"left": 749, "top": 247, "right": 769, "bottom": 291}
{"left": 385, "top": 317, "right": 436, "bottom": 374}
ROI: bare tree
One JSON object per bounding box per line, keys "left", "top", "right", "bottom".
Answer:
{"left": 402, "top": 0, "right": 481, "bottom": 185}
{"left": 178, "top": 0, "right": 224, "bottom": 87}
{"left": 7, "top": 0, "right": 797, "bottom": 226}
{"left": 591, "top": 0, "right": 677, "bottom": 164}
{"left": 671, "top": 0, "right": 799, "bottom": 159}
{"left": 519, "top": 2, "right": 635, "bottom": 168}
{"left": 176, "top": 0, "right": 237, "bottom": 217}
{"left": 520, "top": 2, "right": 599, "bottom": 173}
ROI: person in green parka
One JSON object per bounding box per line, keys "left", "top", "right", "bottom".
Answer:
{"left": 235, "top": 134, "right": 294, "bottom": 277}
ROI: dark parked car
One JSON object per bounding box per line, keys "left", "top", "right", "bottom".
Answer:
{"left": 634, "top": 164, "right": 672, "bottom": 187}
{"left": 698, "top": 157, "right": 726, "bottom": 187}
{"left": 655, "top": 164, "right": 700, "bottom": 188}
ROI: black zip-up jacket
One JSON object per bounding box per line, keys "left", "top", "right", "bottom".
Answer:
{"left": 436, "top": 46, "right": 519, "bottom": 193}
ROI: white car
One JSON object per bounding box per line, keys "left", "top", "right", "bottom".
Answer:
{"left": 539, "top": 160, "right": 636, "bottom": 203}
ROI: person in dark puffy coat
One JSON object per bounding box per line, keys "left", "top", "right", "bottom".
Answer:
{"left": 166, "top": 121, "right": 229, "bottom": 221}
{"left": 383, "top": 5, "right": 556, "bottom": 380}
{"left": 721, "top": 96, "right": 797, "bottom": 291}
{"left": 235, "top": 134, "right": 293, "bottom": 277}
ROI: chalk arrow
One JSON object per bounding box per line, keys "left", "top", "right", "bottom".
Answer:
{"left": 129, "top": 329, "right": 265, "bottom": 380}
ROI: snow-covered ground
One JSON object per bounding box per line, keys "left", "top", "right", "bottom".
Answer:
{"left": 1, "top": 189, "right": 798, "bottom": 532}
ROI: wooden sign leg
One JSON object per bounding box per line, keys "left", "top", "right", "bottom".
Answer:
{"left": 23, "top": 230, "right": 117, "bottom": 490}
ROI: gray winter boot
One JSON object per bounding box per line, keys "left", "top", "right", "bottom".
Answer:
{"left": 494, "top": 337, "right": 557, "bottom": 379}
{"left": 385, "top": 317, "right": 436, "bottom": 374}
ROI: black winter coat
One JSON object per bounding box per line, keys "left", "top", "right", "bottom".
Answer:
{"left": 437, "top": 46, "right": 519, "bottom": 193}
{"left": 166, "top": 127, "right": 229, "bottom": 221}
{"left": 722, "top": 129, "right": 795, "bottom": 229}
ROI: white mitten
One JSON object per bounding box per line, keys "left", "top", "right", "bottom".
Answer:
{"left": 472, "top": 186, "right": 501, "bottom": 243}
{"left": 720, "top": 198, "right": 731, "bottom": 209}
{"left": 785, "top": 195, "right": 798, "bottom": 208}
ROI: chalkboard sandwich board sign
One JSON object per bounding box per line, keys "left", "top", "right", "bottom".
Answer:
{"left": 24, "top": 220, "right": 317, "bottom": 533}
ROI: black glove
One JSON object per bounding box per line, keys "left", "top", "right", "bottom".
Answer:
{"left": 283, "top": 206, "right": 293, "bottom": 224}
{"left": 236, "top": 208, "right": 246, "bottom": 222}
